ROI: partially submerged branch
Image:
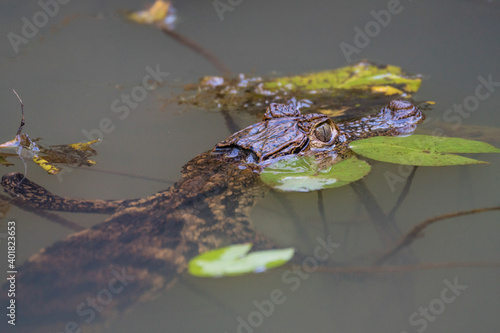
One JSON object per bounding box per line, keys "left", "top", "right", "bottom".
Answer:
{"left": 312, "top": 261, "right": 500, "bottom": 275}
{"left": 376, "top": 205, "right": 500, "bottom": 265}
{"left": 158, "top": 23, "right": 231, "bottom": 76}
{"left": 12, "top": 89, "right": 25, "bottom": 136}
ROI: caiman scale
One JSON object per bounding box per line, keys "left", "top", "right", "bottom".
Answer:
{"left": 1, "top": 100, "right": 424, "bottom": 332}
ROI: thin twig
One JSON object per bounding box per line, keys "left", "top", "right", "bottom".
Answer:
{"left": 156, "top": 23, "right": 238, "bottom": 133}
{"left": 219, "top": 108, "right": 240, "bottom": 133}
{"left": 11, "top": 89, "right": 28, "bottom": 182}
{"left": 376, "top": 206, "right": 500, "bottom": 265}
{"left": 12, "top": 89, "right": 25, "bottom": 136}
{"left": 311, "top": 261, "right": 500, "bottom": 275}
{"left": 77, "top": 166, "right": 174, "bottom": 184}
{"left": 158, "top": 23, "right": 231, "bottom": 76}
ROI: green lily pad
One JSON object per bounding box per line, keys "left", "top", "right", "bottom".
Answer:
{"left": 261, "top": 156, "right": 371, "bottom": 192}
{"left": 350, "top": 135, "right": 500, "bottom": 166}
{"left": 188, "top": 244, "right": 295, "bottom": 277}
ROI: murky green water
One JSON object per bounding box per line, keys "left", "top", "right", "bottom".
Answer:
{"left": 1, "top": 0, "right": 499, "bottom": 332}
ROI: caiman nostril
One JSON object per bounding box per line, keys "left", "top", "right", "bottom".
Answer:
{"left": 385, "top": 100, "right": 420, "bottom": 121}
{"left": 388, "top": 100, "right": 413, "bottom": 112}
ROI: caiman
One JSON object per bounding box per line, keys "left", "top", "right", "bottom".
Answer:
{"left": 0, "top": 100, "right": 424, "bottom": 332}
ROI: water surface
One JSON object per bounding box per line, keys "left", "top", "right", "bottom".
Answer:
{"left": 0, "top": 1, "right": 499, "bottom": 332}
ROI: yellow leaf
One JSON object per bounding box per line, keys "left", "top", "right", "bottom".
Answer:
{"left": 128, "top": 0, "right": 170, "bottom": 24}
{"left": 370, "top": 85, "right": 404, "bottom": 96}
{"left": 68, "top": 139, "right": 100, "bottom": 152}
{"left": 33, "top": 156, "right": 61, "bottom": 175}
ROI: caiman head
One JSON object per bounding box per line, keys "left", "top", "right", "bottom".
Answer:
{"left": 212, "top": 100, "right": 424, "bottom": 169}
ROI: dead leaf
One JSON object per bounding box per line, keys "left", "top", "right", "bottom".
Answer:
{"left": 128, "top": 0, "right": 171, "bottom": 24}
{"left": 0, "top": 91, "right": 99, "bottom": 174}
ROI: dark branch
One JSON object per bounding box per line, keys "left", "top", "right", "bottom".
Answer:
{"left": 158, "top": 23, "right": 231, "bottom": 76}
{"left": 376, "top": 205, "right": 500, "bottom": 265}
{"left": 12, "top": 89, "right": 25, "bottom": 136}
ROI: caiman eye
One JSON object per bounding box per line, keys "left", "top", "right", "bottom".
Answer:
{"left": 314, "top": 122, "right": 332, "bottom": 142}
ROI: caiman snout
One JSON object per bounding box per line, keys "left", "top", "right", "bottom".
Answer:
{"left": 385, "top": 100, "right": 423, "bottom": 121}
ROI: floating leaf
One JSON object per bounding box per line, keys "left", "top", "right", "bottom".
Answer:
{"left": 263, "top": 62, "right": 421, "bottom": 94}
{"left": 261, "top": 156, "right": 371, "bottom": 192}
{"left": 370, "top": 85, "right": 404, "bottom": 95}
{"left": 43, "top": 140, "right": 99, "bottom": 167}
{"left": 1, "top": 92, "right": 100, "bottom": 174}
{"left": 0, "top": 136, "right": 99, "bottom": 174}
{"left": 350, "top": 135, "right": 500, "bottom": 166}
{"left": 0, "top": 123, "right": 99, "bottom": 175}
{"left": 67, "top": 139, "right": 99, "bottom": 151}
{"left": 33, "top": 156, "right": 61, "bottom": 175}
{"left": 188, "top": 244, "right": 295, "bottom": 277}
{"left": 175, "top": 62, "right": 422, "bottom": 116}
{"left": 128, "top": 0, "right": 171, "bottom": 24}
